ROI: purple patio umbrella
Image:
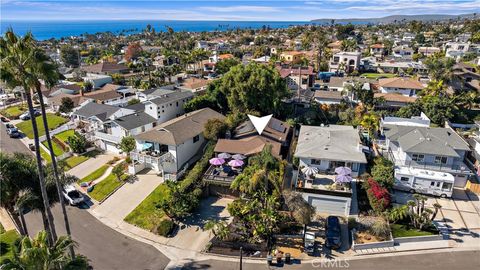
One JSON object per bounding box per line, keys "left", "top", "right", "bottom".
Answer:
{"left": 335, "top": 174, "right": 353, "bottom": 183}
{"left": 335, "top": 166, "right": 352, "bottom": 175}
{"left": 218, "top": 152, "right": 231, "bottom": 159}
{"left": 228, "top": 159, "right": 244, "bottom": 167}
{"left": 209, "top": 157, "right": 225, "bottom": 166}
{"left": 232, "top": 154, "right": 246, "bottom": 160}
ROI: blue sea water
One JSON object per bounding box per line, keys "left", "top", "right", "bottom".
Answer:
{"left": 1, "top": 20, "right": 310, "bottom": 40}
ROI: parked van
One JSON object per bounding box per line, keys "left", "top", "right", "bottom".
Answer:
{"left": 394, "top": 167, "right": 454, "bottom": 198}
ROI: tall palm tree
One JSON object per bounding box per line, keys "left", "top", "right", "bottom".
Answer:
{"left": 1, "top": 231, "right": 89, "bottom": 270}
{"left": 0, "top": 29, "right": 57, "bottom": 244}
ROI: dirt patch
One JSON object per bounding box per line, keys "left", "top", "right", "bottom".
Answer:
{"left": 276, "top": 237, "right": 304, "bottom": 258}
{"left": 354, "top": 231, "right": 386, "bottom": 244}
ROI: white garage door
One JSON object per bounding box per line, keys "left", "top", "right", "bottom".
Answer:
{"left": 104, "top": 142, "right": 120, "bottom": 154}
{"left": 307, "top": 196, "right": 349, "bottom": 216}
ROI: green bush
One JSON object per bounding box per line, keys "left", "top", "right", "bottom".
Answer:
{"left": 155, "top": 219, "right": 174, "bottom": 236}
{"left": 371, "top": 157, "right": 394, "bottom": 188}
{"left": 179, "top": 141, "right": 215, "bottom": 192}
{"left": 348, "top": 217, "right": 358, "bottom": 230}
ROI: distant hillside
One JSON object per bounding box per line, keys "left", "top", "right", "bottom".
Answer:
{"left": 311, "top": 13, "right": 477, "bottom": 24}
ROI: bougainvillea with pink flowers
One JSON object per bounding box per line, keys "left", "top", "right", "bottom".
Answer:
{"left": 364, "top": 178, "right": 391, "bottom": 213}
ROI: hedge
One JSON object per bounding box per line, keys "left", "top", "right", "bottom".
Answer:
{"left": 178, "top": 141, "right": 215, "bottom": 192}
{"left": 155, "top": 219, "right": 174, "bottom": 237}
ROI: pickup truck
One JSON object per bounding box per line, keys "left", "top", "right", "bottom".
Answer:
{"left": 62, "top": 185, "right": 84, "bottom": 206}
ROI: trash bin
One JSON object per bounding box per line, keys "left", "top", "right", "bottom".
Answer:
{"left": 276, "top": 254, "right": 282, "bottom": 264}
{"left": 285, "top": 253, "right": 291, "bottom": 264}
{"left": 267, "top": 255, "right": 273, "bottom": 265}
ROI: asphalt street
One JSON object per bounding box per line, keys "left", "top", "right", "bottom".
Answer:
{"left": 184, "top": 250, "right": 480, "bottom": 270}
{"left": 1, "top": 122, "right": 170, "bottom": 269}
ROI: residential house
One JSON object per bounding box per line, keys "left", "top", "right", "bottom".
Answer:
{"left": 132, "top": 108, "right": 225, "bottom": 179}
{"left": 374, "top": 93, "right": 417, "bottom": 109}
{"left": 444, "top": 42, "right": 472, "bottom": 61}
{"left": 143, "top": 91, "right": 194, "bottom": 124}
{"left": 418, "top": 46, "right": 441, "bottom": 57}
{"left": 378, "top": 77, "right": 424, "bottom": 97}
{"left": 313, "top": 90, "right": 345, "bottom": 105}
{"left": 177, "top": 78, "right": 210, "bottom": 95}
{"left": 81, "top": 61, "right": 129, "bottom": 75}
{"left": 370, "top": 44, "right": 385, "bottom": 58}
{"left": 276, "top": 65, "right": 315, "bottom": 91}
{"left": 293, "top": 125, "right": 368, "bottom": 216}
{"left": 83, "top": 73, "right": 112, "bottom": 89}
{"left": 393, "top": 45, "right": 414, "bottom": 60}
{"left": 384, "top": 125, "right": 472, "bottom": 187}
{"left": 280, "top": 51, "right": 305, "bottom": 64}
{"left": 329, "top": 52, "right": 361, "bottom": 73}
{"left": 72, "top": 102, "right": 135, "bottom": 134}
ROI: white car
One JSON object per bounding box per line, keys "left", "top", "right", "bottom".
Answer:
{"left": 19, "top": 109, "right": 41, "bottom": 120}
{"left": 62, "top": 185, "right": 84, "bottom": 205}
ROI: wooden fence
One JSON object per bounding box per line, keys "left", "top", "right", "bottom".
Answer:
{"left": 466, "top": 180, "right": 480, "bottom": 194}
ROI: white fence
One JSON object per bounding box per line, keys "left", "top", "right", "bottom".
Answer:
{"left": 38, "top": 122, "right": 76, "bottom": 142}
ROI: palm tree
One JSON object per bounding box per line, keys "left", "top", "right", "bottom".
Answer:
{"left": 431, "top": 202, "right": 442, "bottom": 221}
{"left": 0, "top": 29, "right": 57, "bottom": 244}
{"left": 360, "top": 113, "right": 379, "bottom": 141}
{"left": 1, "top": 231, "right": 89, "bottom": 270}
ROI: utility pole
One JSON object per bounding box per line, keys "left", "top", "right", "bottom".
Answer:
{"left": 239, "top": 246, "right": 243, "bottom": 270}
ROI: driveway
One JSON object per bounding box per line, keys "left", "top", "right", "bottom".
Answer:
{"left": 67, "top": 153, "right": 115, "bottom": 179}
{"left": 166, "top": 196, "right": 233, "bottom": 251}
{"left": 92, "top": 169, "right": 164, "bottom": 221}
{"left": 392, "top": 189, "right": 480, "bottom": 231}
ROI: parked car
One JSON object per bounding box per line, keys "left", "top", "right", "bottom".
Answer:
{"left": 62, "top": 185, "right": 84, "bottom": 206}
{"left": 325, "top": 216, "right": 342, "bottom": 250}
{"left": 1, "top": 116, "right": 9, "bottom": 122}
{"left": 5, "top": 123, "right": 14, "bottom": 129}
{"left": 19, "top": 109, "right": 40, "bottom": 120}
{"left": 304, "top": 231, "right": 316, "bottom": 255}
{"left": 7, "top": 127, "right": 20, "bottom": 138}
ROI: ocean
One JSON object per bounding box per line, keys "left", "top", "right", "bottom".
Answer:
{"left": 1, "top": 20, "right": 310, "bottom": 40}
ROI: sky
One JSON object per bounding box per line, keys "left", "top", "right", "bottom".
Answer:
{"left": 2, "top": 0, "right": 480, "bottom": 21}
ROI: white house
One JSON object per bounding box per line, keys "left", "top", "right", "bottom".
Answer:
{"left": 378, "top": 77, "right": 424, "bottom": 97}
{"left": 393, "top": 45, "right": 414, "bottom": 60}
{"left": 384, "top": 125, "right": 472, "bottom": 188}
{"left": 83, "top": 73, "right": 112, "bottom": 89}
{"left": 293, "top": 125, "right": 367, "bottom": 216}
{"left": 143, "top": 91, "right": 194, "bottom": 124}
{"left": 72, "top": 102, "right": 135, "bottom": 133}
{"left": 131, "top": 108, "right": 225, "bottom": 179}
{"left": 418, "top": 46, "right": 441, "bottom": 57}
{"left": 445, "top": 42, "right": 472, "bottom": 61}
{"left": 329, "top": 52, "right": 361, "bottom": 73}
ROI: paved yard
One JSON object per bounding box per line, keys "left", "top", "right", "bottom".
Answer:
{"left": 92, "top": 170, "right": 164, "bottom": 221}
{"left": 392, "top": 189, "right": 480, "bottom": 231}
{"left": 165, "top": 196, "right": 233, "bottom": 251}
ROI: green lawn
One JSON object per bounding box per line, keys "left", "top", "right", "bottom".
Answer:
{"left": 88, "top": 173, "right": 126, "bottom": 202}
{"left": 41, "top": 140, "right": 64, "bottom": 156}
{"left": 78, "top": 165, "right": 109, "bottom": 184}
{"left": 360, "top": 73, "right": 397, "bottom": 79}
{"left": 124, "top": 184, "right": 170, "bottom": 231}
{"left": 391, "top": 224, "right": 437, "bottom": 238}
{"left": 40, "top": 147, "right": 52, "bottom": 163}
{"left": 0, "top": 230, "right": 20, "bottom": 263}
{"left": 64, "top": 155, "right": 89, "bottom": 170}
{"left": 0, "top": 105, "right": 27, "bottom": 118}
{"left": 16, "top": 113, "right": 68, "bottom": 139}
{"left": 54, "top": 129, "right": 75, "bottom": 144}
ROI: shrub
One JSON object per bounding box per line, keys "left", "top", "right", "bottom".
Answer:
{"left": 364, "top": 178, "right": 391, "bottom": 213}
{"left": 371, "top": 157, "right": 394, "bottom": 188}
{"left": 348, "top": 217, "right": 358, "bottom": 230}
{"left": 154, "top": 219, "right": 174, "bottom": 236}
{"left": 178, "top": 141, "right": 215, "bottom": 192}
{"left": 369, "top": 219, "right": 391, "bottom": 239}
{"left": 67, "top": 132, "right": 88, "bottom": 153}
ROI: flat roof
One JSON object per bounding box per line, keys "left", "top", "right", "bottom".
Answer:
{"left": 395, "top": 166, "right": 454, "bottom": 182}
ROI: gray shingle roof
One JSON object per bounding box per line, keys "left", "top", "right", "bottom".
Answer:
{"left": 73, "top": 102, "right": 121, "bottom": 121}
{"left": 294, "top": 125, "right": 367, "bottom": 163}
{"left": 147, "top": 91, "right": 193, "bottom": 106}
{"left": 113, "top": 112, "right": 156, "bottom": 131}
{"left": 384, "top": 125, "right": 470, "bottom": 157}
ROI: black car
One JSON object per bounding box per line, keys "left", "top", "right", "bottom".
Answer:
{"left": 325, "top": 216, "right": 342, "bottom": 250}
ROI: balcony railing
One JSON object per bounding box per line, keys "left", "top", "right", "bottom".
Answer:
{"left": 203, "top": 165, "right": 239, "bottom": 185}
{"left": 293, "top": 170, "right": 352, "bottom": 197}
{"left": 387, "top": 150, "right": 472, "bottom": 174}
{"left": 94, "top": 131, "right": 122, "bottom": 144}
{"left": 131, "top": 151, "right": 175, "bottom": 168}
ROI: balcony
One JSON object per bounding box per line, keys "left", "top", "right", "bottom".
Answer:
{"left": 294, "top": 170, "right": 352, "bottom": 198}
{"left": 130, "top": 150, "right": 176, "bottom": 172}
{"left": 387, "top": 150, "right": 472, "bottom": 174}
{"left": 94, "top": 131, "right": 121, "bottom": 144}
{"left": 203, "top": 165, "right": 241, "bottom": 186}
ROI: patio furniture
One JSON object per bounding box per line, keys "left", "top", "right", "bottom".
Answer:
{"left": 335, "top": 166, "right": 352, "bottom": 175}
{"left": 218, "top": 152, "right": 231, "bottom": 159}
{"left": 223, "top": 166, "right": 232, "bottom": 173}
{"left": 209, "top": 157, "right": 225, "bottom": 166}
{"left": 302, "top": 166, "right": 319, "bottom": 176}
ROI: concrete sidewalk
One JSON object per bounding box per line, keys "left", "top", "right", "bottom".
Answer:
{"left": 354, "top": 240, "right": 453, "bottom": 256}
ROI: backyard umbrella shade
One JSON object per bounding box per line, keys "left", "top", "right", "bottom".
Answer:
{"left": 335, "top": 166, "right": 352, "bottom": 175}
{"left": 301, "top": 166, "right": 319, "bottom": 176}
{"left": 335, "top": 174, "right": 353, "bottom": 183}
{"left": 218, "top": 152, "right": 232, "bottom": 159}
{"left": 228, "top": 159, "right": 244, "bottom": 167}
{"left": 232, "top": 154, "right": 246, "bottom": 160}
{"left": 209, "top": 157, "right": 226, "bottom": 166}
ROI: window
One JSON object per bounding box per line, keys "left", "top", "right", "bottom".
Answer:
{"left": 400, "top": 177, "right": 409, "bottom": 182}
{"left": 430, "top": 181, "right": 435, "bottom": 186}
{"left": 311, "top": 159, "right": 321, "bottom": 165}
{"left": 193, "top": 135, "right": 200, "bottom": 143}
{"left": 442, "top": 182, "right": 453, "bottom": 191}
{"left": 412, "top": 154, "right": 425, "bottom": 162}
{"left": 176, "top": 101, "right": 179, "bottom": 107}
{"left": 434, "top": 156, "right": 447, "bottom": 164}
